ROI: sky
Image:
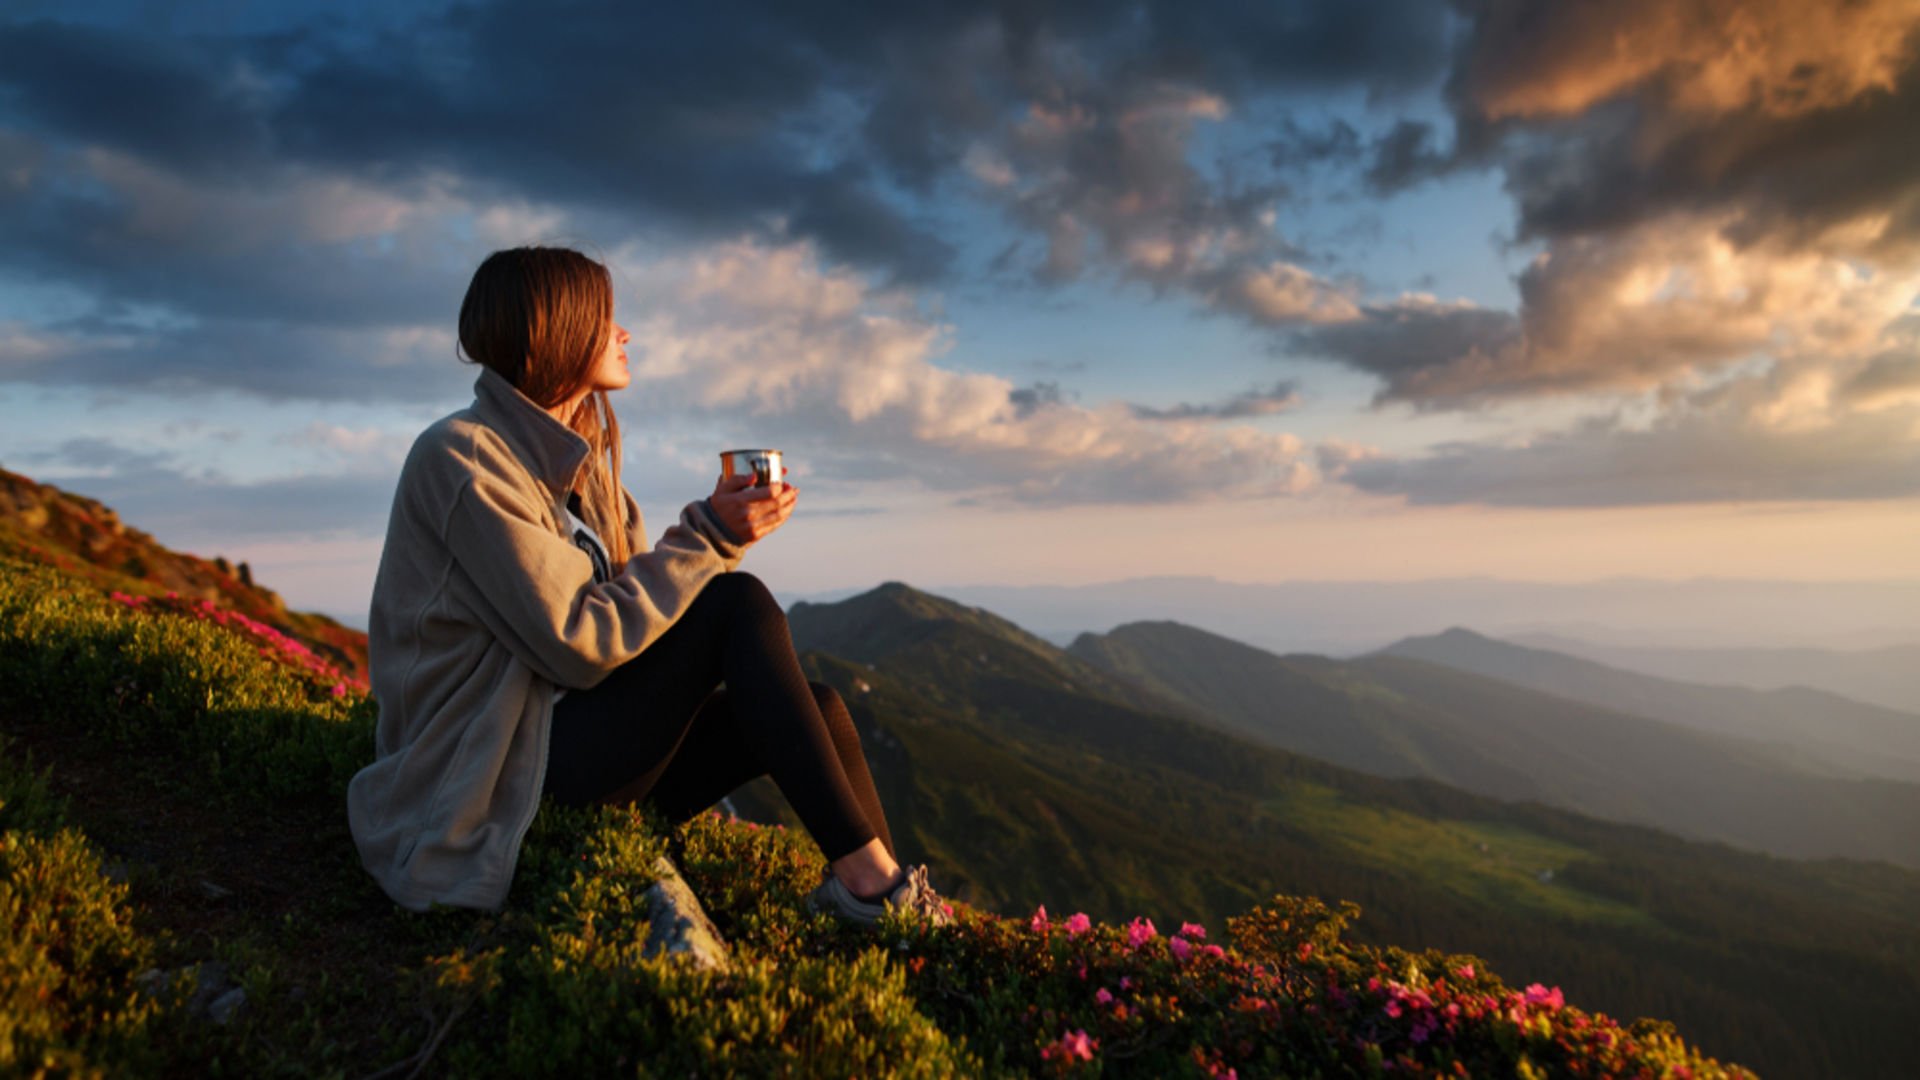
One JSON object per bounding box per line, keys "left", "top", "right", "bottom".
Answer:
{"left": 2, "top": 0, "right": 1918, "bottom": 629}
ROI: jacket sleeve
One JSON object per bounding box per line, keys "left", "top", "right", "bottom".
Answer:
{"left": 440, "top": 448, "right": 748, "bottom": 690}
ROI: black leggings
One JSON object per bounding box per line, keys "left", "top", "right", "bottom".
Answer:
{"left": 541, "top": 571, "right": 894, "bottom": 863}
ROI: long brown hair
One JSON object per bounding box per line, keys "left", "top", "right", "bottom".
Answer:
{"left": 457, "top": 247, "right": 634, "bottom": 565}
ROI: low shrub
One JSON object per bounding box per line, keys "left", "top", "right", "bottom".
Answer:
{"left": 0, "top": 737, "right": 171, "bottom": 1078}
{"left": 0, "top": 555, "right": 1754, "bottom": 1077}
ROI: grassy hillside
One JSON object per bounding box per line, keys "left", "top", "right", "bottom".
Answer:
{"left": 0, "top": 556, "right": 1751, "bottom": 1078}
{"left": 0, "top": 465, "right": 368, "bottom": 686}
{"left": 1068, "top": 619, "right": 1920, "bottom": 867}
{"left": 790, "top": 586, "right": 1920, "bottom": 1077}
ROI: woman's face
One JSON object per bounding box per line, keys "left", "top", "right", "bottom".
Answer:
{"left": 584, "top": 319, "right": 632, "bottom": 395}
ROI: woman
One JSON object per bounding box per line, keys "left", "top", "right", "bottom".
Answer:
{"left": 346, "top": 246, "right": 948, "bottom": 926}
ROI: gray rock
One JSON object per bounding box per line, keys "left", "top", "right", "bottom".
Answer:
{"left": 208, "top": 987, "right": 246, "bottom": 1025}
{"left": 641, "top": 855, "right": 730, "bottom": 973}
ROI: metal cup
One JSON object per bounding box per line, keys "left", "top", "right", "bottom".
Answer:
{"left": 720, "top": 448, "right": 784, "bottom": 491}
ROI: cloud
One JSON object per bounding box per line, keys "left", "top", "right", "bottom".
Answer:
{"left": 1458, "top": 0, "right": 1919, "bottom": 122}
{"left": 1129, "top": 381, "right": 1301, "bottom": 421}
{"left": 1378, "top": 0, "right": 1920, "bottom": 262}
{"left": 0, "top": 315, "right": 471, "bottom": 403}
{"left": 26, "top": 448, "right": 397, "bottom": 542}
{"left": 1840, "top": 347, "right": 1920, "bottom": 411}
{"left": 614, "top": 238, "right": 1317, "bottom": 506}
{"left": 1329, "top": 363, "right": 1920, "bottom": 507}
{"left": 1291, "top": 215, "right": 1920, "bottom": 408}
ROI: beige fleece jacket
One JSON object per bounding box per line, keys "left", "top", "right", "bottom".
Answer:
{"left": 347, "top": 367, "right": 746, "bottom": 911}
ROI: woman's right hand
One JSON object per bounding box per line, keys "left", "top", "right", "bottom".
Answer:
{"left": 708, "top": 469, "right": 798, "bottom": 547}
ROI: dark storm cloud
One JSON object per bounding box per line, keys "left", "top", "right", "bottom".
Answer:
{"left": 0, "top": 1, "right": 1457, "bottom": 307}
{"left": 1128, "top": 380, "right": 1300, "bottom": 421}
{"left": 1374, "top": 0, "right": 1920, "bottom": 256}
{"left": 1291, "top": 301, "right": 1521, "bottom": 406}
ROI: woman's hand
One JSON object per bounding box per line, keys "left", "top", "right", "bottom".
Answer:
{"left": 708, "top": 468, "right": 797, "bottom": 547}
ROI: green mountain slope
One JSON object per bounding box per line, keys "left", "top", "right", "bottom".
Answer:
{"left": 1380, "top": 626, "right": 1920, "bottom": 782}
{"left": 781, "top": 584, "right": 1920, "bottom": 1076}
{"left": 1067, "top": 619, "right": 1920, "bottom": 867}
{"left": 0, "top": 557, "right": 1757, "bottom": 1079}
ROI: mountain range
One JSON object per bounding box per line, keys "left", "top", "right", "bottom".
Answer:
{"left": 764, "top": 580, "right": 1920, "bottom": 1077}
{"left": 1058, "top": 620, "right": 1920, "bottom": 865}
{"left": 5, "top": 468, "right": 1919, "bottom": 1076}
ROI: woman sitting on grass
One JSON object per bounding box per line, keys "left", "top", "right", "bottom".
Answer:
{"left": 346, "top": 246, "right": 948, "bottom": 927}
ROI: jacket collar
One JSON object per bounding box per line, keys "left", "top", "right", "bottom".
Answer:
{"left": 470, "top": 366, "right": 591, "bottom": 499}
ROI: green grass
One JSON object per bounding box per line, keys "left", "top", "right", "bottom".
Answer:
{"left": 1269, "top": 782, "right": 1666, "bottom": 932}
{"left": 0, "top": 555, "right": 1786, "bottom": 1077}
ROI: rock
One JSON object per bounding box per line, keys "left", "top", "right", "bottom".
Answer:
{"left": 641, "top": 855, "right": 731, "bottom": 973}
{"left": 186, "top": 962, "right": 233, "bottom": 1016}
{"left": 208, "top": 987, "right": 246, "bottom": 1026}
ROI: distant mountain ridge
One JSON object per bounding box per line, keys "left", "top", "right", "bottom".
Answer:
{"left": 780, "top": 581, "right": 1920, "bottom": 1078}
{"left": 0, "top": 465, "right": 368, "bottom": 683}
{"left": 1378, "top": 627, "right": 1920, "bottom": 784}
{"left": 1508, "top": 631, "right": 1920, "bottom": 715}
{"left": 1066, "top": 619, "right": 1920, "bottom": 868}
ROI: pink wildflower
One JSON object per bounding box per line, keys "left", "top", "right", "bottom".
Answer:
{"left": 1030, "top": 905, "right": 1050, "bottom": 932}
{"left": 1063, "top": 912, "right": 1091, "bottom": 936}
{"left": 1125, "top": 916, "right": 1157, "bottom": 949}
{"left": 1169, "top": 936, "right": 1191, "bottom": 961}
{"left": 1200, "top": 944, "right": 1226, "bottom": 960}
{"left": 330, "top": 683, "right": 348, "bottom": 698}
{"left": 1179, "top": 921, "right": 1206, "bottom": 939}
{"left": 1095, "top": 987, "right": 1113, "bottom": 1005}
{"left": 1119, "top": 976, "right": 1132, "bottom": 990}
{"left": 1523, "top": 984, "right": 1564, "bottom": 1009}
{"left": 1041, "top": 1029, "right": 1097, "bottom": 1063}
{"left": 1455, "top": 964, "right": 1475, "bottom": 980}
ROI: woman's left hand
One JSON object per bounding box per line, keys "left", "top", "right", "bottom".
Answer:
{"left": 708, "top": 467, "right": 797, "bottom": 547}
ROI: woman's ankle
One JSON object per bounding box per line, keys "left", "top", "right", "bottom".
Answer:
{"left": 829, "top": 838, "right": 902, "bottom": 897}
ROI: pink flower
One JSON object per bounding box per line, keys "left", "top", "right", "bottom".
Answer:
{"left": 1119, "top": 976, "right": 1132, "bottom": 990}
{"left": 330, "top": 683, "right": 348, "bottom": 698}
{"left": 1169, "top": 936, "right": 1191, "bottom": 961}
{"left": 1041, "top": 1029, "right": 1097, "bottom": 1063}
{"left": 1523, "top": 984, "right": 1564, "bottom": 1009}
{"left": 1199, "top": 944, "right": 1226, "bottom": 960}
{"left": 1125, "top": 916, "right": 1157, "bottom": 949}
{"left": 1455, "top": 964, "right": 1475, "bottom": 980}
{"left": 1063, "top": 912, "right": 1091, "bottom": 936}
{"left": 1179, "top": 921, "right": 1206, "bottom": 939}
{"left": 1095, "top": 987, "right": 1113, "bottom": 1005}
{"left": 1030, "top": 905, "right": 1050, "bottom": 932}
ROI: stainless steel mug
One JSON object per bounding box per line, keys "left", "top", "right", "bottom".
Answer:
{"left": 719, "top": 448, "right": 784, "bottom": 491}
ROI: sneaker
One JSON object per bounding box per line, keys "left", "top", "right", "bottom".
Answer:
{"left": 806, "top": 864, "right": 953, "bottom": 927}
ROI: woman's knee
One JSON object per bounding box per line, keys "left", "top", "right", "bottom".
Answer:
{"left": 809, "top": 680, "right": 847, "bottom": 716}
{"left": 701, "top": 570, "right": 782, "bottom": 619}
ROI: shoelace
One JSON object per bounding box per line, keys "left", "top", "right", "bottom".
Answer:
{"left": 889, "top": 864, "right": 947, "bottom": 920}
